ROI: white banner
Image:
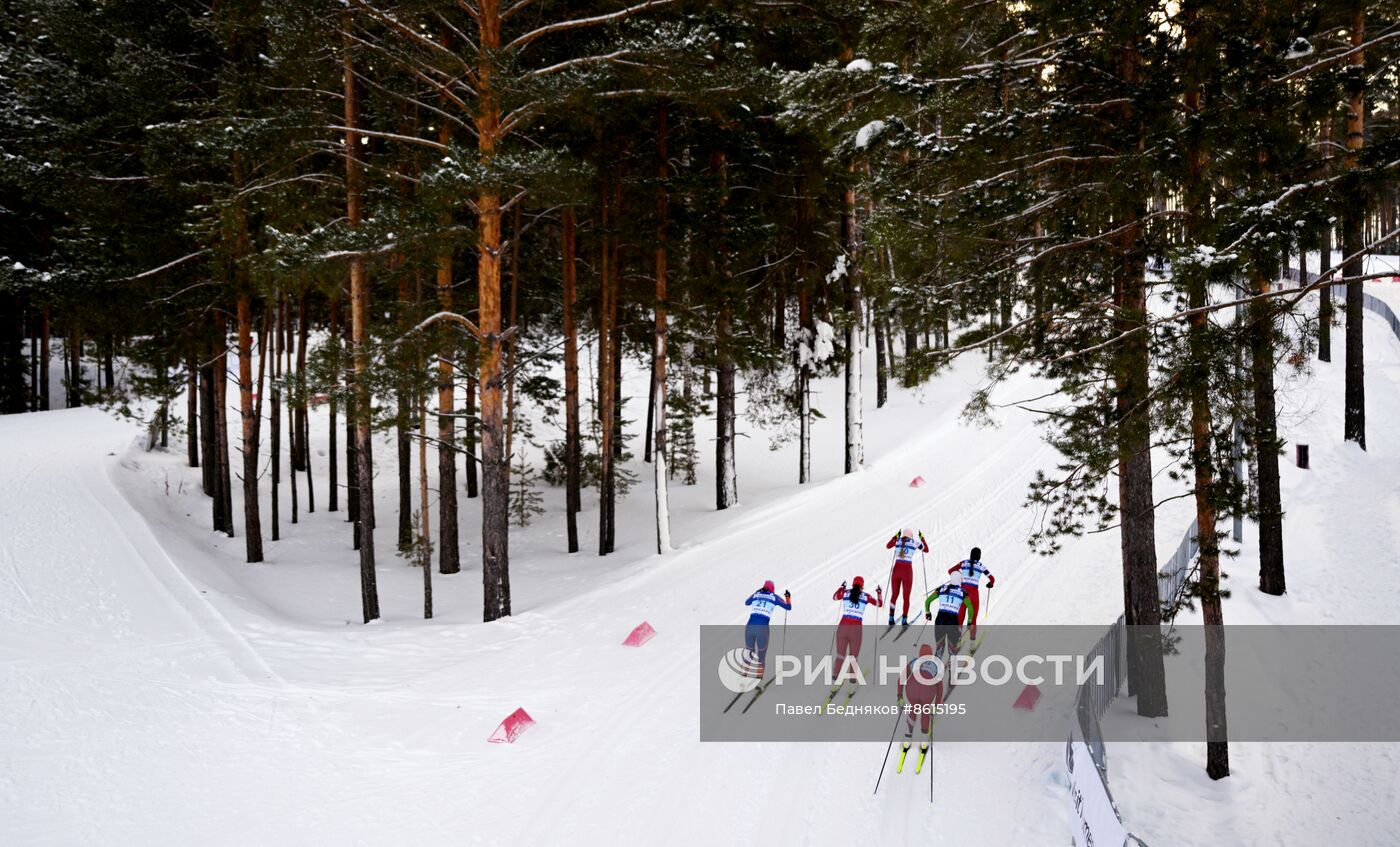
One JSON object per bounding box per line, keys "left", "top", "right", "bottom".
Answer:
{"left": 1065, "top": 734, "right": 1129, "bottom": 847}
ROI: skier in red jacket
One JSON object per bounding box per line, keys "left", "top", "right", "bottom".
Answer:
{"left": 885, "top": 527, "right": 929, "bottom": 626}
{"left": 831, "top": 576, "right": 882, "bottom": 668}
{"left": 895, "top": 642, "right": 943, "bottom": 771}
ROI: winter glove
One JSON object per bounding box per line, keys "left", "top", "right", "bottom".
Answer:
{"left": 926, "top": 612, "right": 933, "bottom": 621}
{"left": 784, "top": 590, "right": 791, "bottom": 600}
{"left": 987, "top": 577, "right": 996, "bottom": 588}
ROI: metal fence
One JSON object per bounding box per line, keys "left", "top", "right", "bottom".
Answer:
{"left": 1069, "top": 518, "right": 1201, "bottom": 845}
{"left": 1070, "top": 267, "right": 1399, "bottom": 843}
{"left": 1285, "top": 266, "right": 1400, "bottom": 344}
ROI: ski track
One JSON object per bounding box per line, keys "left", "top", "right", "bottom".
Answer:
{"left": 9, "top": 282, "right": 1399, "bottom": 846}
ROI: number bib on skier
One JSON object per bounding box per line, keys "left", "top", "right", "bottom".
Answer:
{"left": 955, "top": 560, "right": 989, "bottom": 588}
{"left": 841, "top": 595, "right": 869, "bottom": 620}
{"left": 748, "top": 592, "right": 779, "bottom": 621}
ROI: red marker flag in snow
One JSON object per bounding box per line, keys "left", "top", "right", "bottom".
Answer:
{"left": 1012, "top": 684, "right": 1041, "bottom": 712}
{"left": 908, "top": 475, "right": 926, "bottom": 488}
{"left": 488, "top": 708, "right": 535, "bottom": 744}
{"left": 623, "top": 621, "right": 656, "bottom": 647}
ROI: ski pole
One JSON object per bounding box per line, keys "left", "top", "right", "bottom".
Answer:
{"left": 919, "top": 545, "right": 929, "bottom": 618}
{"left": 781, "top": 606, "right": 788, "bottom": 658}
{"left": 928, "top": 709, "right": 935, "bottom": 803}
{"left": 884, "top": 545, "right": 898, "bottom": 621}
{"left": 985, "top": 584, "right": 992, "bottom": 623}
{"left": 873, "top": 706, "right": 903, "bottom": 794}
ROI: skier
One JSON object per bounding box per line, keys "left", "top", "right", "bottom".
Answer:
{"left": 946, "top": 546, "right": 995, "bottom": 641}
{"left": 895, "top": 642, "right": 943, "bottom": 771}
{"left": 743, "top": 579, "right": 791, "bottom": 676}
{"left": 831, "top": 576, "right": 882, "bottom": 669}
{"left": 885, "top": 527, "right": 928, "bottom": 626}
{"left": 923, "top": 579, "right": 968, "bottom": 656}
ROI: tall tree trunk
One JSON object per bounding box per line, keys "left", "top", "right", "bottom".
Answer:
{"left": 1117, "top": 244, "right": 1166, "bottom": 717}
{"left": 1343, "top": 7, "right": 1366, "bottom": 449}
{"left": 798, "top": 286, "right": 812, "bottom": 485}
{"left": 288, "top": 308, "right": 299, "bottom": 528}
{"left": 344, "top": 287, "right": 359, "bottom": 542}
{"left": 270, "top": 298, "right": 282, "bottom": 542}
{"left": 1191, "top": 254, "right": 1229, "bottom": 782}
{"left": 200, "top": 349, "right": 218, "bottom": 498}
{"left": 1318, "top": 122, "right": 1333, "bottom": 363}
{"left": 158, "top": 352, "right": 170, "bottom": 448}
{"left": 598, "top": 175, "right": 617, "bottom": 554}
{"left": 716, "top": 301, "right": 737, "bottom": 510}
{"left": 712, "top": 149, "right": 737, "bottom": 509}
{"left": 214, "top": 314, "right": 235, "bottom": 537}
{"left": 68, "top": 325, "right": 82, "bottom": 408}
{"left": 328, "top": 297, "right": 340, "bottom": 512}
{"left": 344, "top": 16, "right": 378, "bottom": 623}
{"left": 644, "top": 349, "right": 656, "bottom": 463}
{"left": 237, "top": 295, "right": 264, "bottom": 563}
{"left": 653, "top": 105, "right": 672, "bottom": 553}
{"left": 397, "top": 276, "right": 414, "bottom": 552}
{"left": 1115, "top": 41, "right": 1165, "bottom": 717}
{"left": 1250, "top": 261, "right": 1286, "bottom": 596}
{"left": 505, "top": 203, "right": 521, "bottom": 464}
{"left": 187, "top": 350, "right": 199, "bottom": 468}
{"left": 297, "top": 294, "right": 314, "bottom": 513}
{"left": 1319, "top": 226, "right": 1333, "bottom": 362}
{"left": 1182, "top": 12, "right": 1228, "bottom": 775}
{"left": 842, "top": 182, "right": 863, "bottom": 474}
{"left": 796, "top": 182, "right": 813, "bottom": 485}
{"left": 464, "top": 348, "right": 479, "bottom": 498}
{"left": 873, "top": 294, "right": 888, "bottom": 409}
{"left": 29, "top": 314, "right": 40, "bottom": 412}
{"left": 610, "top": 175, "right": 624, "bottom": 464}
{"left": 418, "top": 335, "right": 433, "bottom": 619}
{"left": 562, "top": 207, "right": 582, "bottom": 554}
{"left": 435, "top": 121, "right": 460, "bottom": 574}
{"left": 39, "top": 307, "right": 49, "bottom": 411}
{"left": 477, "top": 0, "right": 511, "bottom": 620}
{"left": 103, "top": 335, "right": 115, "bottom": 393}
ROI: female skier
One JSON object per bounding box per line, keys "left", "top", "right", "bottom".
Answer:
{"left": 923, "top": 579, "right": 968, "bottom": 656}
{"left": 831, "top": 576, "right": 882, "bottom": 669}
{"left": 885, "top": 528, "right": 929, "bottom": 626}
{"left": 946, "top": 546, "right": 995, "bottom": 641}
{"left": 743, "top": 579, "right": 791, "bottom": 675}
{"left": 895, "top": 642, "right": 943, "bottom": 772}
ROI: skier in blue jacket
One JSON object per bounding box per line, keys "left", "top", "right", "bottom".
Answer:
{"left": 744, "top": 580, "right": 792, "bottom": 675}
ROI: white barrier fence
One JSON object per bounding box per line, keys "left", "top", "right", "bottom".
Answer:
{"left": 1067, "top": 519, "right": 1199, "bottom": 847}
{"left": 1284, "top": 266, "right": 1400, "bottom": 343}
{"left": 1069, "top": 265, "right": 1400, "bottom": 844}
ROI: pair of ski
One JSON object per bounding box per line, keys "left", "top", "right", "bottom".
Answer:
{"left": 873, "top": 708, "right": 936, "bottom": 796}
{"left": 722, "top": 676, "right": 777, "bottom": 714}
{"left": 895, "top": 738, "right": 931, "bottom": 775}
{"left": 818, "top": 664, "right": 871, "bottom": 713}
{"left": 879, "top": 621, "right": 914, "bottom": 642}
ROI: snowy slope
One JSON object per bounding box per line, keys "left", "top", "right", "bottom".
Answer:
{"left": 1, "top": 346, "right": 1127, "bottom": 846}
{"left": 1110, "top": 272, "right": 1400, "bottom": 845}
{"left": 3, "top": 277, "right": 1397, "bottom": 844}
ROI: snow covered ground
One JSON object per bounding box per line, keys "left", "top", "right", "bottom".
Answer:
{"left": 3, "top": 272, "right": 1398, "bottom": 845}
{"left": 1109, "top": 263, "right": 1400, "bottom": 845}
